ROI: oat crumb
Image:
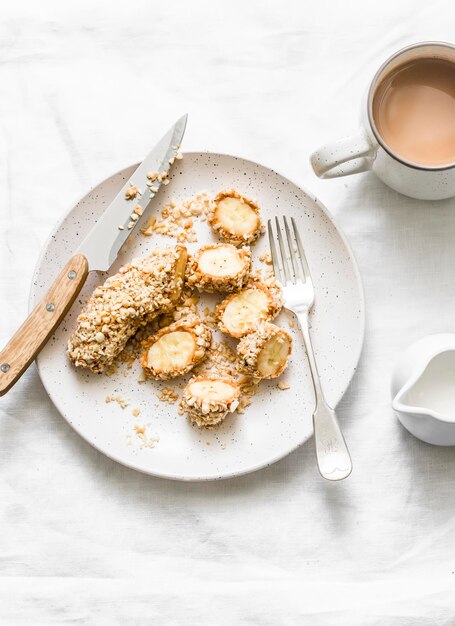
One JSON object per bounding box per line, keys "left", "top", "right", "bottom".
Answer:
{"left": 132, "top": 407, "right": 141, "bottom": 417}
{"left": 278, "top": 381, "right": 290, "bottom": 390}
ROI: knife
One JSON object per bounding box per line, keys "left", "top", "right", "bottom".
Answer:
{"left": 0, "top": 114, "right": 188, "bottom": 396}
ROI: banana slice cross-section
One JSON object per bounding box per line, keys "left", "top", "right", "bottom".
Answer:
{"left": 237, "top": 322, "right": 292, "bottom": 379}
{"left": 209, "top": 190, "right": 264, "bottom": 246}
{"left": 141, "top": 315, "right": 211, "bottom": 380}
{"left": 217, "top": 279, "right": 283, "bottom": 338}
{"left": 182, "top": 376, "right": 240, "bottom": 427}
{"left": 186, "top": 243, "right": 251, "bottom": 293}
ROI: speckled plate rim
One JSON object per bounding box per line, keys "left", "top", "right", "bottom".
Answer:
{"left": 30, "top": 151, "right": 365, "bottom": 481}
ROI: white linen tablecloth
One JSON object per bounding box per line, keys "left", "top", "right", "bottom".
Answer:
{"left": 1, "top": 0, "right": 454, "bottom": 623}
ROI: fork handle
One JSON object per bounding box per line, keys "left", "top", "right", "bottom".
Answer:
{"left": 296, "top": 312, "right": 352, "bottom": 481}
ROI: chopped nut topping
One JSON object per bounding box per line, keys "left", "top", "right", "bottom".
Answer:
{"left": 134, "top": 424, "right": 160, "bottom": 448}
{"left": 141, "top": 192, "right": 212, "bottom": 243}
{"left": 125, "top": 185, "right": 138, "bottom": 200}
{"left": 105, "top": 395, "right": 128, "bottom": 409}
{"left": 259, "top": 251, "right": 272, "bottom": 265}
{"left": 157, "top": 387, "right": 180, "bottom": 404}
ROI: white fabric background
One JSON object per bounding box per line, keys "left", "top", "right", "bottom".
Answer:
{"left": 0, "top": 0, "right": 454, "bottom": 623}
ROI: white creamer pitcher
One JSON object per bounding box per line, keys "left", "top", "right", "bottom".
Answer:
{"left": 391, "top": 334, "right": 455, "bottom": 445}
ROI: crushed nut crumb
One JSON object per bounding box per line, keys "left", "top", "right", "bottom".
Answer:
{"left": 125, "top": 185, "right": 138, "bottom": 200}
{"left": 134, "top": 424, "right": 160, "bottom": 449}
{"left": 259, "top": 251, "right": 272, "bottom": 265}
{"left": 157, "top": 387, "right": 180, "bottom": 404}
{"left": 141, "top": 191, "right": 213, "bottom": 243}
{"left": 105, "top": 395, "right": 128, "bottom": 409}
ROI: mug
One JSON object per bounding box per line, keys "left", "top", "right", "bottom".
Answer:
{"left": 310, "top": 42, "right": 455, "bottom": 200}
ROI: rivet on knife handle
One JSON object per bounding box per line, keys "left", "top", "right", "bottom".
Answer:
{"left": 0, "top": 255, "right": 89, "bottom": 396}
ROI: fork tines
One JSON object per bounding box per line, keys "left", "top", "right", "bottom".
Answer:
{"left": 267, "top": 216, "right": 311, "bottom": 284}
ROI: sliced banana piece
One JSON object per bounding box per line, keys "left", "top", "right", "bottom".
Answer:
{"left": 181, "top": 376, "right": 240, "bottom": 427}
{"left": 217, "top": 279, "right": 283, "bottom": 338}
{"left": 209, "top": 190, "right": 264, "bottom": 246}
{"left": 237, "top": 322, "right": 292, "bottom": 379}
{"left": 141, "top": 315, "right": 211, "bottom": 380}
{"left": 186, "top": 243, "right": 251, "bottom": 293}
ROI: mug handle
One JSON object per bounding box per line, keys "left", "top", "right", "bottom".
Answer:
{"left": 310, "top": 131, "right": 375, "bottom": 179}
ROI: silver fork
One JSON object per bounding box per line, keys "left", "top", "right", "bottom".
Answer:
{"left": 268, "top": 216, "right": 352, "bottom": 481}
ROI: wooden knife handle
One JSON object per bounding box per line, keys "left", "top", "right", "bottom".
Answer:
{"left": 0, "top": 255, "right": 89, "bottom": 396}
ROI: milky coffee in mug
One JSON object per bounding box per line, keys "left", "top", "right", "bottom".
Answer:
{"left": 310, "top": 42, "right": 455, "bottom": 200}
{"left": 372, "top": 58, "right": 455, "bottom": 167}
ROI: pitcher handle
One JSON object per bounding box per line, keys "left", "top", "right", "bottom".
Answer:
{"left": 310, "top": 131, "right": 375, "bottom": 179}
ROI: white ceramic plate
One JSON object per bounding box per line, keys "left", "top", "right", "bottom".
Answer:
{"left": 30, "top": 152, "right": 364, "bottom": 481}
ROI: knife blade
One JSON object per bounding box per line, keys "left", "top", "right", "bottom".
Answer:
{"left": 78, "top": 113, "right": 187, "bottom": 271}
{"left": 0, "top": 114, "right": 188, "bottom": 395}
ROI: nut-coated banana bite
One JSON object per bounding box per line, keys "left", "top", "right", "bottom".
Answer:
{"left": 181, "top": 376, "right": 240, "bottom": 427}
{"left": 141, "top": 315, "right": 211, "bottom": 380}
{"left": 209, "top": 190, "right": 264, "bottom": 246}
{"left": 186, "top": 243, "right": 251, "bottom": 293}
{"left": 216, "top": 278, "right": 282, "bottom": 338}
{"left": 237, "top": 322, "right": 292, "bottom": 379}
